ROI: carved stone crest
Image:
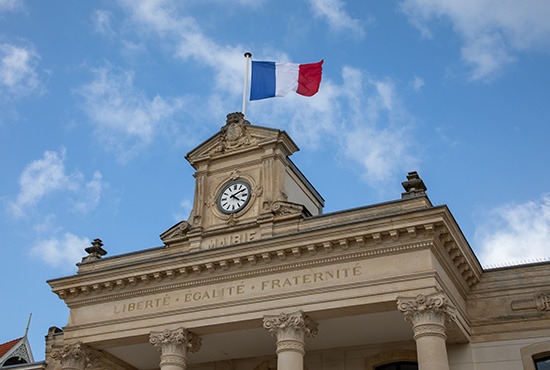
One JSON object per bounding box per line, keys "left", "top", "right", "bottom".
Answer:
{"left": 271, "top": 201, "right": 305, "bottom": 216}
{"left": 535, "top": 293, "right": 550, "bottom": 311}
{"left": 160, "top": 221, "right": 191, "bottom": 244}
{"left": 211, "top": 112, "right": 255, "bottom": 154}
{"left": 511, "top": 292, "right": 550, "bottom": 312}
{"left": 172, "top": 221, "right": 191, "bottom": 237}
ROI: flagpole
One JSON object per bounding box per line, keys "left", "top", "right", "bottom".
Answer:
{"left": 24, "top": 313, "right": 32, "bottom": 337}
{"left": 242, "top": 52, "right": 252, "bottom": 116}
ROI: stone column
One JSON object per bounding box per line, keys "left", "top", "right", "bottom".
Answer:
{"left": 149, "top": 328, "right": 202, "bottom": 370}
{"left": 397, "top": 292, "right": 457, "bottom": 370}
{"left": 50, "top": 342, "right": 100, "bottom": 370}
{"left": 263, "top": 311, "right": 318, "bottom": 370}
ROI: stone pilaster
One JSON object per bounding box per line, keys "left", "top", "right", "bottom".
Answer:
{"left": 397, "top": 292, "right": 457, "bottom": 370}
{"left": 149, "top": 328, "right": 202, "bottom": 370}
{"left": 263, "top": 311, "right": 318, "bottom": 370}
{"left": 50, "top": 342, "right": 100, "bottom": 370}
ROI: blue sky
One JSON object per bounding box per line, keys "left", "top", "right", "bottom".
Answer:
{"left": 1, "top": 0, "right": 550, "bottom": 359}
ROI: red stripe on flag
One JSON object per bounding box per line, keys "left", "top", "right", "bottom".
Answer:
{"left": 296, "top": 60, "right": 323, "bottom": 97}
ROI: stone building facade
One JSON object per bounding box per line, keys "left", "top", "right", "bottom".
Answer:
{"left": 45, "top": 113, "right": 550, "bottom": 370}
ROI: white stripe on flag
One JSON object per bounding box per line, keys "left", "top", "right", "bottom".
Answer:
{"left": 275, "top": 62, "right": 299, "bottom": 97}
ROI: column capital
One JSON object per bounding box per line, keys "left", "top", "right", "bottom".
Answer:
{"left": 263, "top": 310, "right": 318, "bottom": 340}
{"left": 263, "top": 311, "right": 318, "bottom": 355}
{"left": 397, "top": 292, "right": 457, "bottom": 339}
{"left": 150, "top": 327, "right": 202, "bottom": 370}
{"left": 149, "top": 327, "right": 202, "bottom": 353}
{"left": 50, "top": 342, "right": 101, "bottom": 370}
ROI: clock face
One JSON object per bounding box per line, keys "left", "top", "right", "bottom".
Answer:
{"left": 217, "top": 180, "right": 251, "bottom": 214}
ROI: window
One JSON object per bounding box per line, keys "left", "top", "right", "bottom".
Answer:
{"left": 536, "top": 356, "right": 550, "bottom": 370}
{"left": 521, "top": 341, "right": 550, "bottom": 370}
{"left": 375, "top": 362, "right": 418, "bottom": 370}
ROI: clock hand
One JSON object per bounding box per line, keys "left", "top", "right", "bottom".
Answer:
{"left": 233, "top": 188, "right": 247, "bottom": 196}
{"left": 230, "top": 188, "right": 247, "bottom": 200}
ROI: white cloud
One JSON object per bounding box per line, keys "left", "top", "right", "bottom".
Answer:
{"left": 92, "top": 9, "right": 116, "bottom": 38}
{"left": 0, "top": 0, "right": 22, "bottom": 12}
{"left": 92, "top": 9, "right": 148, "bottom": 57}
{"left": 72, "top": 171, "right": 104, "bottom": 213}
{"left": 77, "top": 66, "right": 187, "bottom": 162}
{"left": 412, "top": 75, "right": 424, "bottom": 91}
{"left": 8, "top": 148, "right": 104, "bottom": 217}
{"left": 118, "top": 0, "right": 247, "bottom": 96}
{"left": 475, "top": 194, "right": 550, "bottom": 267}
{"left": 172, "top": 198, "right": 193, "bottom": 222}
{"left": 30, "top": 232, "right": 90, "bottom": 271}
{"left": 90, "top": 0, "right": 294, "bottom": 159}
{"left": 344, "top": 125, "right": 413, "bottom": 185}
{"left": 251, "top": 79, "right": 340, "bottom": 149}
{"left": 8, "top": 148, "right": 79, "bottom": 217}
{"left": 400, "top": 0, "right": 550, "bottom": 81}
{"left": 32, "top": 213, "right": 61, "bottom": 234}
{"left": 341, "top": 70, "right": 417, "bottom": 185}
{"left": 309, "top": 0, "right": 364, "bottom": 37}
{"left": 250, "top": 66, "right": 417, "bottom": 190}
{"left": 232, "top": 0, "right": 265, "bottom": 6}
{"left": 434, "top": 126, "right": 458, "bottom": 148}
{"left": 115, "top": 0, "right": 418, "bottom": 188}
{"left": 0, "top": 43, "right": 41, "bottom": 97}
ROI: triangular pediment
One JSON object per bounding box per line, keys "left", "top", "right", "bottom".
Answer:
{"left": 0, "top": 337, "right": 34, "bottom": 366}
{"left": 159, "top": 220, "right": 190, "bottom": 245}
{"left": 186, "top": 112, "right": 298, "bottom": 168}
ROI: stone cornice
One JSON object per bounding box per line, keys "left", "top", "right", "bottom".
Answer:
{"left": 57, "top": 241, "right": 434, "bottom": 308}
{"left": 160, "top": 195, "right": 433, "bottom": 249}
{"left": 470, "top": 262, "right": 550, "bottom": 295}
{"left": 54, "top": 217, "right": 438, "bottom": 285}
{"left": 432, "top": 227, "right": 481, "bottom": 290}
{"left": 50, "top": 208, "right": 481, "bottom": 305}
{"left": 76, "top": 197, "right": 435, "bottom": 274}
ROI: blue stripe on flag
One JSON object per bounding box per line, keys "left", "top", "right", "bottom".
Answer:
{"left": 250, "top": 61, "right": 276, "bottom": 101}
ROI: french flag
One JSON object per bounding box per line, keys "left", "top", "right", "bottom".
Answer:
{"left": 250, "top": 60, "right": 323, "bottom": 101}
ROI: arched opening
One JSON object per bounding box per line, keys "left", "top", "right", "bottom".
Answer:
{"left": 375, "top": 362, "right": 418, "bottom": 370}
{"left": 365, "top": 349, "right": 417, "bottom": 370}
{"left": 3, "top": 357, "right": 28, "bottom": 366}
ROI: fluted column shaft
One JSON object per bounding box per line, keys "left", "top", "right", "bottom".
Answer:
{"left": 397, "top": 292, "right": 457, "bottom": 370}
{"left": 150, "top": 328, "right": 202, "bottom": 370}
{"left": 50, "top": 342, "right": 100, "bottom": 370}
{"left": 263, "top": 311, "right": 318, "bottom": 370}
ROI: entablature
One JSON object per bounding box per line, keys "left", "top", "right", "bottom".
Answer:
{"left": 49, "top": 206, "right": 481, "bottom": 311}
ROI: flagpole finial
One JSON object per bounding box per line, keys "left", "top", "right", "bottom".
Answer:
{"left": 244, "top": 52, "right": 252, "bottom": 58}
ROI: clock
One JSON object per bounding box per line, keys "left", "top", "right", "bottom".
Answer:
{"left": 217, "top": 180, "right": 251, "bottom": 214}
